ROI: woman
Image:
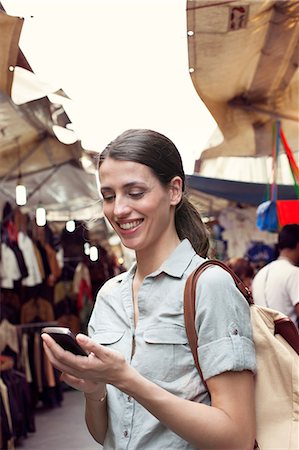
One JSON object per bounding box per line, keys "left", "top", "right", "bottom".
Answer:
{"left": 42, "top": 129, "right": 256, "bottom": 450}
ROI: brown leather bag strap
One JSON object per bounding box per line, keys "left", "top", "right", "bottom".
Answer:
{"left": 184, "top": 260, "right": 260, "bottom": 449}
{"left": 184, "top": 263, "right": 209, "bottom": 389}
{"left": 183, "top": 259, "right": 254, "bottom": 389}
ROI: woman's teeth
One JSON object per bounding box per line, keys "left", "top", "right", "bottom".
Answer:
{"left": 119, "top": 220, "right": 142, "bottom": 230}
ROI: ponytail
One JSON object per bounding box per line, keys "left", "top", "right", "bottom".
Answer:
{"left": 175, "top": 195, "right": 210, "bottom": 258}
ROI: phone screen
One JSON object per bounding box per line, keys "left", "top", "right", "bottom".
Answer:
{"left": 42, "top": 327, "right": 88, "bottom": 356}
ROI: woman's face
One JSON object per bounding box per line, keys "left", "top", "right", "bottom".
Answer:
{"left": 99, "top": 158, "right": 180, "bottom": 253}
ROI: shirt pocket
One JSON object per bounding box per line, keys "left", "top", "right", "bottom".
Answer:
{"left": 141, "top": 325, "right": 191, "bottom": 383}
{"left": 92, "top": 329, "right": 125, "bottom": 353}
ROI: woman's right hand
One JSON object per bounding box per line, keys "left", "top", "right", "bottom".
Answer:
{"left": 59, "top": 371, "right": 106, "bottom": 397}
{"left": 42, "top": 332, "right": 114, "bottom": 446}
{"left": 42, "top": 333, "right": 106, "bottom": 395}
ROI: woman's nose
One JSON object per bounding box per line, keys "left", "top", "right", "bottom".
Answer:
{"left": 113, "top": 195, "right": 130, "bottom": 217}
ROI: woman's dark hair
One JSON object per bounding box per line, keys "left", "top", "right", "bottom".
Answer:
{"left": 98, "top": 129, "right": 209, "bottom": 257}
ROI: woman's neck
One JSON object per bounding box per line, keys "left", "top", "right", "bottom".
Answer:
{"left": 135, "top": 234, "right": 181, "bottom": 282}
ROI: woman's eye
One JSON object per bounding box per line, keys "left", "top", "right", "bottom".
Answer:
{"left": 129, "top": 192, "right": 144, "bottom": 198}
{"left": 102, "top": 194, "right": 115, "bottom": 202}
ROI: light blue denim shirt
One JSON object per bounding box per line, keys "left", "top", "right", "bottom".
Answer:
{"left": 88, "top": 239, "right": 256, "bottom": 450}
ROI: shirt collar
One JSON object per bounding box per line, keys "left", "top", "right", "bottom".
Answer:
{"left": 151, "top": 239, "right": 197, "bottom": 278}
{"left": 117, "top": 239, "right": 197, "bottom": 283}
{"left": 115, "top": 261, "right": 136, "bottom": 284}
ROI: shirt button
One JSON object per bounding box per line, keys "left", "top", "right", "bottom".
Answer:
{"left": 232, "top": 329, "right": 239, "bottom": 335}
{"left": 128, "top": 396, "right": 132, "bottom": 402}
{"left": 124, "top": 430, "right": 128, "bottom": 438}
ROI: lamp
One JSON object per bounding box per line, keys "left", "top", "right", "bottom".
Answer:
{"left": 16, "top": 181, "right": 27, "bottom": 206}
{"left": 89, "top": 246, "right": 99, "bottom": 261}
{"left": 15, "top": 137, "right": 27, "bottom": 206}
{"left": 66, "top": 219, "right": 75, "bottom": 232}
{"left": 84, "top": 242, "right": 90, "bottom": 255}
{"left": 36, "top": 205, "right": 46, "bottom": 227}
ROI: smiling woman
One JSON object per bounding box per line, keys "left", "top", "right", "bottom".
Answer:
{"left": 42, "top": 128, "right": 256, "bottom": 450}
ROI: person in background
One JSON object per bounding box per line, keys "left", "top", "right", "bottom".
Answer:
{"left": 226, "top": 257, "right": 255, "bottom": 290}
{"left": 42, "top": 129, "right": 256, "bottom": 450}
{"left": 252, "top": 224, "right": 299, "bottom": 329}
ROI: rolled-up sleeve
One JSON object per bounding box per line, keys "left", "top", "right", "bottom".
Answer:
{"left": 195, "top": 266, "right": 256, "bottom": 380}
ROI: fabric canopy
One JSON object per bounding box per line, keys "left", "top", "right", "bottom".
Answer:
{"left": 0, "top": 6, "right": 101, "bottom": 221}
{"left": 0, "top": 8, "right": 22, "bottom": 96}
{"left": 187, "top": 0, "right": 299, "bottom": 164}
{"left": 186, "top": 174, "right": 298, "bottom": 209}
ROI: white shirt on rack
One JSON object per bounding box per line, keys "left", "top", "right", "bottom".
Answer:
{"left": 18, "top": 231, "right": 42, "bottom": 286}
{"left": 0, "top": 243, "right": 21, "bottom": 288}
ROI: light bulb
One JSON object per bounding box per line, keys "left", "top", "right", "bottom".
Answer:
{"left": 66, "top": 220, "right": 75, "bottom": 232}
{"left": 84, "top": 242, "right": 90, "bottom": 255}
{"left": 16, "top": 184, "right": 27, "bottom": 206}
{"left": 89, "top": 246, "right": 98, "bottom": 262}
{"left": 36, "top": 206, "right": 46, "bottom": 226}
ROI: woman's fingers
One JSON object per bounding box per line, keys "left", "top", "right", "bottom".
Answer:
{"left": 42, "top": 332, "right": 127, "bottom": 387}
{"left": 42, "top": 333, "right": 107, "bottom": 379}
{"left": 76, "top": 334, "right": 109, "bottom": 359}
{"left": 60, "top": 372, "right": 105, "bottom": 395}
{"left": 41, "top": 333, "right": 87, "bottom": 375}
{"left": 76, "top": 334, "right": 130, "bottom": 385}
{"left": 42, "top": 332, "right": 109, "bottom": 364}
{"left": 60, "top": 372, "right": 83, "bottom": 388}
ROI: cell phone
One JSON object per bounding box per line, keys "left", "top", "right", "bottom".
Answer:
{"left": 41, "top": 326, "right": 88, "bottom": 356}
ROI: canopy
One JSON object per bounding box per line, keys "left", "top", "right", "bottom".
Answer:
{"left": 0, "top": 6, "right": 100, "bottom": 221}
{"left": 186, "top": 0, "right": 299, "bottom": 214}
{"left": 1, "top": 2, "right": 298, "bottom": 221}
{"left": 187, "top": 174, "right": 297, "bottom": 215}
{"left": 187, "top": 0, "right": 299, "bottom": 165}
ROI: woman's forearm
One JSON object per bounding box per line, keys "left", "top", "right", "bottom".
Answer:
{"left": 85, "top": 391, "right": 108, "bottom": 445}
{"left": 117, "top": 368, "right": 255, "bottom": 450}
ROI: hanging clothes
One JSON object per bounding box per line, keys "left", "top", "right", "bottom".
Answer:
{"left": 18, "top": 232, "right": 42, "bottom": 287}
{"left": 17, "top": 323, "right": 63, "bottom": 410}
{"left": 20, "top": 298, "right": 55, "bottom": 324}
{"left": 0, "top": 320, "right": 19, "bottom": 355}
{"left": 36, "top": 241, "right": 51, "bottom": 281}
{"left": 1, "top": 202, "right": 28, "bottom": 282}
{"left": 0, "top": 289, "right": 21, "bottom": 324}
{"left": 53, "top": 281, "right": 81, "bottom": 335}
{"left": 32, "top": 243, "right": 45, "bottom": 280}
{"left": 43, "top": 243, "right": 62, "bottom": 286}
{"left": 0, "top": 244, "right": 21, "bottom": 289}
{"left": 73, "top": 262, "right": 93, "bottom": 332}
{"left": 20, "top": 333, "right": 32, "bottom": 383}
{"left": 0, "top": 355, "right": 36, "bottom": 449}
{"left": 0, "top": 376, "right": 14, "bottom": 450}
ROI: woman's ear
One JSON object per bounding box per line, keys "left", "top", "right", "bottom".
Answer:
{"left": 169, "top": 176, "right": 183, "bottom": 206}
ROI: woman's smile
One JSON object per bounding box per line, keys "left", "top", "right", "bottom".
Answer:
{"left": 117, "top": 219, "right": 144, "bottom": 232}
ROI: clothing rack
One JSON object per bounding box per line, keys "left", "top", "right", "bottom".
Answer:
{"left": 17, "top": 321, "right": 58, "bottom": 331}
{"left": 63, "top": 256, "right": 83, "bottom": 262}
{"left": 16, "top": 319, "right": 64, "bottom": 411}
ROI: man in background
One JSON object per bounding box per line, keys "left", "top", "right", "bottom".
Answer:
{"left": 252, "top": 224, "right": 299, "bottom": 330}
